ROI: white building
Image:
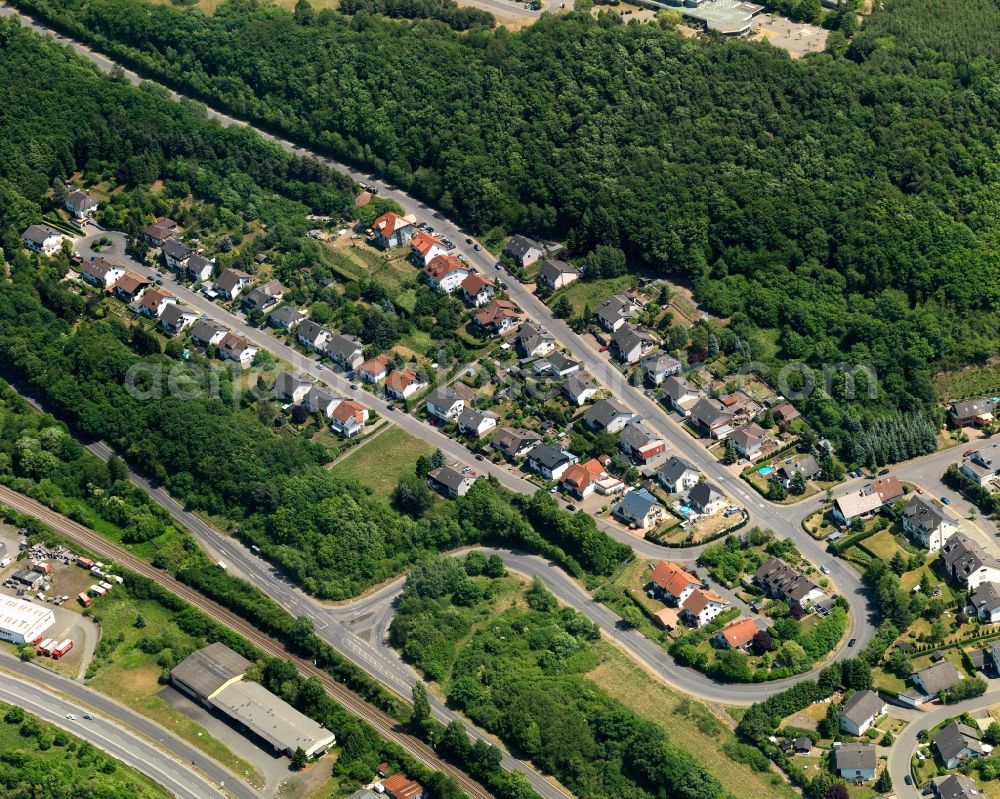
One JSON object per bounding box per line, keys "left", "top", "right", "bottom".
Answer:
{"left": 0, "top": 596, "right": 54, "bottom": 644}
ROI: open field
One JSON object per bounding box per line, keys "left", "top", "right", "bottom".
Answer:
{"left": 551, "top": 275, "right": 635, "bottom": 317}
{"left": 933, "top": 364, "right": 1000, "bottom": 402}
{"left": 328, "top": 424, "right": 434, "bottom": 497}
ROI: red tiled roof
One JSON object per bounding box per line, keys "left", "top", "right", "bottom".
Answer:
{"left": 359, "top": 354, "right": 391, "bottom": 376}
{"left": 331, "top": 399, "right": 365, "bottom": 424}
{"left": 475, "top": 299, "right": 518, "bottom": 327}
{"left": 718, "top": 617, "right": 757, "bottom": 648}
{"left": 411, "top": 230, "right": 444, "bottom": 256}
{"left": 139, "top": 287, "right": 173, "bottom": 312}
{"left": 682, "top": 588, "right": 725, "bottom": 616}
{"left": 650, "top": 561, "right": 699, "bottom": 596}
{"left": 373, "top": 212, "right": 411, "bottom": 237}
{"left": 424, "top": 254, "right": 467, "bottom": 282}
{"left": 461, "top": 272, "right": 494, "bottom": 295}
{"left": 386, "top": 369, "right": 419, "bottom": 393}
{"left": 381, "top": 774, "right": 424, "bottom": 799}
{"left": 561, "top": 458, "right": 606, "bottom": 491}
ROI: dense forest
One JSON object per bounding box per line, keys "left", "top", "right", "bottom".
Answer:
{"left": 8, "top": 0, "right": 1000, "bottom": 438}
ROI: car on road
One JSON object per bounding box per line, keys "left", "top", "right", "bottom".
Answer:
{"left": 847, "top": 638, "right": 857, "bottom": 647}
{"left": 495, "top": 262, "right": 503, "bottom": 270}
{"left": 465, "top": 237, "right": 473, "bottom": 244}
{"left": 475, "top": 454, "right": 484, "bottom": 461}
{"left": 155, "top": 278, "right": 163, "bottom": 285}
{"left": 821, "top": 565, "right": 831, "bottom": 575}
{"left": 474, "top": 243, "right": 482, "bottom": 251}
{"left": 83, "top": 714, "right": 93, "bottom": 720}
{"left": 904, "top": 775, "right": 912, "bottom": 786}
{"left": 65, "top": 714, "right": 76, "bottom": 720}
{"left": 941, "top": 496, "right": 951, "bottom": 504}
{"left": 387, "top": 403, "right": 395, "bottom": 411}
{"left": 598, "top": 344, "right": 609, "bottom": 352}
{"left": 550, "top": 487, "right": 558, "bottom": 493}
{"left": 350, "top": 383, "right": 358, "bottom": 390}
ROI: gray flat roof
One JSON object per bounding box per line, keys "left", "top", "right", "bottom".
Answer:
{"left": 170, "top": 642, "right": 251, "bottom": 700}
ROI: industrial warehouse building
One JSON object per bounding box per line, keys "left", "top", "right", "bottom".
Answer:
{"left": 170, "top": 643, "right": 336, "bottom": 758}
{"left": 0, "top": 595, "right": 54, "bottom": 644}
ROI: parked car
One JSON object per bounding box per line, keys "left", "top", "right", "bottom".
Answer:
{"left": 904, "top": 775, "right": 912, "bottom": 786}
{"left": 964, "top": 448, "right": 975, "bottom": 457}
{"left": 475, "top": 454, "right": 484, "bottom": 461}
{"left": 915, "top": 486, "right": 923, "bottom": 493}
{"left": 941, "top": 496, "right": 951, "bottom": 505}
{"left": 598, "top": 345, "right": 609, "bottom": 352}
{"left": 567, "top": 504, "right": 577, "bottom": 512}
{"left": 387, "top": 403, "right": 396, "bottom": 411}
{"left": 878, "top": 468, "right": 890, "bottom": 476}
{"left": 820, "top": 565, "right": 830, "bottom": 575}
{"left": 474, "top": 244, "right": 482, "bottom": 251}
{"left": 848, "top": 638, "right": 857, "bottom": 647}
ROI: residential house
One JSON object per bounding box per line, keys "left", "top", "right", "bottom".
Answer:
{"left": 902, "top": 495, "right": 957, "bottom": 551}
{"left": 774, "top": 456, "right": 820, "bottom": 490}
{"left": 934, "top": 721, "right": 984, "bottom": 769}
{"left": 940, "top": 533, "right": 1000, "bottom": 590}
{"left": 729, "top": 423, "right": 769, "bottom": 460}
{"left": 973, "top": 582, "right": 1000, "bottom": 623}
{"left": 187, "top": 253, "right": 214, "bottom": 283}
{"left": 839, "top": 690, "right": 887, "bottom": 736}
{"left": 949, "top": 398, "right": 995, "bottom": 428}
{"left": 526, "top": 444, "right": 578, "bottom": 481}
{"left": 686, "top": 481, "right": 727, "bottom": 516}
{"left": 327, "top": 334, "right": 365, "bottom": 371}
{"left": 614, "top": 489, "right": 666, "bottom": 530}
{"left": 491, "top": 427, "right": 541, "bottom": 461}
{"left": 160, "top": 304, "right": 198, "bottom": 335}
{"left": 380, "top": 773, "right": 425, "bottom": 799}
{"left": 661, "top": 376, "right": 701, "bottom": 416}
{"left": 457, "top": 408, "right": 498, "bottom": 439}
{"left": 560, "top": 458, "right": 607, "bottom": 499}
{"left": 297, "top": 320, "right": 333, "bottom": 352}
{"left": 611, "top": 324, "right": 657, "bottom": 364}
{"left": 932, "top": 773, "right": 981, "bottom": 799}
{"left": 987, "top": 640, "right": 1000, "bottom": 674}
{"left": 428, "top": 466, "right": 477, "bottom": 499}
{"left": 650, "top": 561, "right": 700, "bottom": 606}
{"left": 563, "top": 373, "right": 599, "bottom": 406}
{"left": 385, "top": 369, "right": 426, "bottom": 400}
{"left": 657, "top": 456, "right": 700, "bottom": 494}
{"left": 962, "top": 446, "right": 1000, "bottom": 486}
{"left": 371, "top": 212, "right": 415, "bottom": 250}
{"left": 771, "top": 403, "right": 800, "bottom": 424}
{"left": 269, "top": 306, "right": 306, "bottom": 332}
{"left": 161, "top": 239, "right": 193, "bottom": 271}
{"left": 80, "top": 257, "right": 124, "bottom": 288}
{"left": 112, "top": 272, "right": 151, "bottom": 303}
{"left": 424, "top": 255, "right": 470, "bottom": 293}
{"left": 426, "top": 386, "right": 464, "bottom": 422}
{"left": 189, "top": 320, "right": 228, "bottom": 348}
{"left": 274, "top": 372, "right": 312, "bottom": 404}
{"left": 474, "top": 300, "right": 519, "bottom": 335}
{"left": 358, "top": 354, "right": 391, "bottom": 384}
{"left": 329, "top": 400, "right": 368, "bottom": 439}
{"left": 538, "top": 259, "right": 579, "bottom": 291}
{"left": 642, "top": 354, "right": 682, "bottom": 386}
{"left": 831, "top": 744, "right": 876, "bottom": 782}
{"left": 503, "top": 235, "right": 543, "bottom": 268}
{"left": 143, "top": 216, "right": 177, "bottom": 245}
{"left": 618, "top": 421, "right": 667, "bottom": 465}
{"left": 754, "top": 556, "right": 823, "bottom": 609}
{"left": 716, "top": 617, "right": 758, "bottom": 650}
{"left": 215, "top": 268, "right": 252, "bottom": 300}
{"left": 137, "top": 287, "right": 177, "bottom": 318}
{"left": 681, "top": 588, "right": 729, "bottom": 628}
{"left": 583, "top": 399, "right": 637, "bottom": 434}
{"left": 217, "top": 333, "right": 258, "bottom": 368}
{"left": 596, "top": 294, "right": 638, "bottom": 333}
{"left": 516, "top": 324, "right": 555, "bottom": 358}
{"left": 64, "top": 189, "right": 99, "bottom": 219}
{"left": 409, "top": 231, "right": 447, "bottom": 266}
{"left": 689, "top": 397, "right": 734, "bottom": 439}
{"left": 242, "top": 280, "right": 285, "bottom": 315}
{"left": 546, "top": 352, "right": 580, "bottom": 378}
{"left": 20, "top": 224, "right": 64, "bottom": 255}
{"left": 461, "top": 273, "right": 495, "bottom": 307}
{"left": 303, "top": 386, "right": 340, "bottom": 418}
{"left": 911, "top": 659, "right": 963, "bottom": 701}
{"left": 831, "top": 475, "right": 904, "bottom": 526}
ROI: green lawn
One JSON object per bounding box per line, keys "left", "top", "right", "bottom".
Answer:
{"left": 550, "top": 275, "right": 636, "bottom": 317}
{"left": 933, "top": 364, "right": 1000, "bottom": 403}
{"left": 328, "top": 425, "right": 434, "bottom": 497}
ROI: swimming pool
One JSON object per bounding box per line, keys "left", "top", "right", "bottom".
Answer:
{"left": 758, "top": 466, "right": 773, "bottom": 476}
{"left": 678, "top": 505, "right": 692, "bottom": 516}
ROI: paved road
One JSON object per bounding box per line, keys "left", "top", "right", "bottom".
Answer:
{"left": 0, "top": 654, "right": 247, "bottom": 799}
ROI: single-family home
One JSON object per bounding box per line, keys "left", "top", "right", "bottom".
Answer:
{"left": 949, "top": 398, "right": 995, "bottom": 428}
{"left": 831, "top": 475, "right": 904, "bottom": 526}
{"left": 371, "top": 212, "right": 415, "bottom": 250}
{"left": 491, "top": 427, "right": 541, "bottom": 461}
{"left": 596, "top": 294, "right": 638, "bottom": 333}
{"left": 526, "top": 444, "right": 578, "bottom": 481}
{"left": 457, "top": 408, "right": 498, "bottom": 439}
{"left": 657, "top": 456, "right": 700, "bottom": 494}
{"left": 614, "top": 488, "right": 666, "bottom": 530}
{"left": 962, "top": 446, "right": 1000, "bottom": 486}
{"left": 642, "top": 354, "right": 682, "bottom": 386}
{"left": 546, "top": 352, "right": 580, "bottom": 378}
{"left": 242, "top": 280, "right": 285, "bottom": 314}
{"left": 21, "top": 224, "right": 64, "bottom": 255}
{"left": 410, "top": 231, "right": 448, "bottom": 266}
{"left": 474, "top": 300, "right": 519, "bottom": 336}
{"left": 934, "top": 721, "right": 984, "bottom": 769}
{"left": 143, "top": 216, "right": 177, "bottom": 245}
{"left": 190, "top": 319, "right": 228, "bottom": 348}
{"left": 503, "top": 235, "right": 543, "bottom": 268}
{"left": 563, "top": 373, "right": 599, "bottom": 406}
{"left": 329, "top": 399, "right": 368, "bottom": 438}
{"left": 661, "top": 376, "right": 701, "bottom": 416}
{"left": 424, "top": 255, "right": 471, "bottom": 293}
{"left": 137, "top": 287, "right": 177, "bottom": 318}
{"left": 385, "top": 369, "right": 426, "bottom": 400}
{"left": 716, "top": 617, "right": 758, "bottom": 650}
{"left": 327, "top": 334, "right": 365, "bottom": 371}
{"left": 160, "top": 304, "right": 198, "bottom": 335}
{"left": 774, "top": 456, "right": 820, "bottom": 490}
{"left": 686, "top": 481, "right": 726, "bottom": 516}
{"left": 516, "top": 324, "right": 555, "bottom": 358}
{"left": 358, "top": 354, "right": 391, "bottom": 384}
{"left": 911, "top": 660, "right": 963, "bottom": 701}
{"left": 902, "top": 495, "right": 958, "bottom": 551}
{"left": 217, "top": 333, "right": 258, "bottom": 368}
{"left": 987, "top": 640, "right": 1000, "bottom": 674}
{"left": 274, "top": 372, "right": 312, "bottom": 404}
{"left": 80, "top": 257, "right": 125, "bottom": 288}
{"left": 650, "top": 561, "right": 701, "bottom": 605}
{"left": 931, "top": 773, "right": 981, "bottom": 799}
{"left": 112, "top": 272, "right": 151, "bottom": 303}
{"left": 611, "top": 324, "right": 657, "bottom": 364}
{"left": 297, "top": 320, "right": 333, "bottom": 352}
{"left": 972, "top": 582, "right": 1000, "bottom": 623}
{"left": 538, "top": 259, "right": 579, "bottom": 291}
{"left": 461, "top": 273, "right": 495, "bottom": 307}
{"left": 64, "top": 188, "right": 99, "bottom": 219}
{"left": 426, "top": 386, "right": 464, "bottom": 422}
{"left": 618, "top": 421, "right": 667, "bottom": 465}
{"left": 771, "top": 403, "right": 800, "bottom": 424}
{"left": 583, "top": 399, "right": 637, "bottom": 434}
{"left": 428, "top": 466, "right": 477, "bottom": 499}
{"left": 831, "top": 744, "right": 876, "bottom": 782}
{"left": 269, "top": 306, "right": 306, "bottom": 332}
{"left": 753, "top": 556, "right": 823, "bottom": 609}
{"left": 689, "top": 398, "right": 734, "bottom": 439}
{"left": 839, "top": 690, "right": 887, "bottom": 736}
{"left": 729, "top": 423, "right": 769, "bottom": 460}
{"left": 187, "top": 253, "right": 214, "bottom": 283}
{"left": 681, "top": 588, "right": 729, "bottom": 628}
{"left": 303, "top": 386, "right": 340, "bottom": 418}
{"left": 214, "top": 268, "right": 252, "bottom": 300}
{"left": 560, "top": 458, "right": 608, "bottom": 499}
{"left": 940, "top": 533, "right": 1000, "bottom": 590}
{"left": 161, "top": 239, "right": 193, "bottom": 271}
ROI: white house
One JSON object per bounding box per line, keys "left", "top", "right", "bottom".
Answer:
{"left": 526, "top": 444, "right": 577, "bottom": 481}
{"left": 80, "top": 257, "right": 125, "bottom": 288}
{"left": 657, "top": 456, "right": 700, "bottom": 494}
{"left": 839, "top": 690, "right": 887, "bottom": 737}
{"left": 217, "top": 333, "right": 258, "bottom": 368}
{"left": 457, "top": 408, "right": 498, "bottom": 439}
{"left": 303, "top": 386, "right": 340, "bottom": 418}
{"left": 901, "top": 495, "right": 957, "bottom": 551}
{"left": 215, "top": 268, "right": 252, "bottom": 300}
{"left": 297, "top": 320, "right": 333, "bottom": 352}
{"left": 973, "top": 582, "right": 1000, "bottom": 623}
{"left": 385, "top": 369, "right": 426, "bottom": 400}
{"left": 538, "top": 259, "right": 579, "bottom": 291}
{"left": 613, "top": 489, "right": 666, "bottom": 530}
{"left": 426, "top": 386, "right": 464, "bottom": 422}
{"left": 424, "top": 255, "right": 471, "bottom": 293}
{"left": 329, "top": 400, "right": 368, "bottom": 438}
{"left": 64, "top": 189, "right": 99, "bottom": 219}
{"left": 681, "top": 588, "right": 729, "bottom": 628}
{"left": 21, "top": 224, "right": 64, "bottom": 255}
{"left": 274, "top": 372, "right": 312, "bottom": 404}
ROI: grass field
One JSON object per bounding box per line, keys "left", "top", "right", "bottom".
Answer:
{"left": 587, "top": 646, "right": 798, "bottom": 799}
{"left": 933, "top": 364, "right": 1000, "bottom": 402}
{"left": 550, "top": 275, "right": 635, "bottom": 317}
{"left": 863, "top": 529, "right": 905, "bottom": 561}
{"left": 328, "top": 425, "right": 434, "bottom": 497}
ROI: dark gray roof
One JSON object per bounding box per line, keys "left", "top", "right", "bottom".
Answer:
{"left": 619, "top": 420, "right": 659, "bottom": 450}
{"left": 297, "top": 319, "right": 330, "bottom": 343}
{"left": 941, "top": 533, "right": 1000, "bottom": 580}
{"left": 190, "top": 319, "right": 227, "bottom": 343}
{"left": 328, "top": 333, "right": 362, "bottom": 360}
{"left": 730, "top": 423, "right": 766, "bottom": 449}
{"left": 187, "top": 253, "right": 214, "bottom": 274}
{"left": 832, "top": 743, "right": 875, "bottom": 772}
{"left": 65, "top": 189, "right": 98, "bottom": 213}
{"left": 491, "top": 427, "right": 541, "bottom": 454}
{"left": 458, "top": 407, "right": 495, "bottom": 429}
{"left": 687, "top": 480, "right": 723, "bottom": 511}
{"left": 753, "top": 556, "right": 819, "bottom": 602}
{"left": 274, "top": 371, "right": 310, "bottom": 398}
{"left": 563, "top": 372, "right": 596, "bottom": 398}
{"left": 914, "top": 660, "right": 963, "bottom": 694}
{"left": 170, "top": 642, "right": 251, "bottom": 700}
{"left": 583, "top": 398, "right": 634, "bottom": 430}
{"left": 776, "top": 455, "right": 820, "bottom": 482}
{"left": 840, "top": 690, "right": 884, "bottom": 728}
{"left": 951, "top": 398, "right": 994, "bottom": 419}
{"left": 160, "top": 304, "right": 194, "bottom": 327}
{"left": 642, "top": 353, "right": 681, "bottom": 375}
{"left": 658, "top": 456, "right": 698, "bottom": 485}
{"left": 538, "top": 259, "right": 578, "bottom": 282}
{"left": 903, "top": 495, "right": 948, "bottom": 534}
{"left": 504, "top": 234, "right": 542, "bottom": 259}
{"left": 269, "top": 305, "right": 305, "bottom": 325}
{"left": 934, "top": 721, "right": 983, "bottom": 762}
{"left": 933, "top": 773, "right": 982, "bottom": 799}
{"left": 547, "top": 351, "right": 579, "bottom": 373}
{"left": 973, "top": 581, "right": 1000, "bottom": 612}
{"left": 611, "top": 324, "right": 655, "bottom": 353}
{"left": 528, "top": 444, "right": 572, "bottom": 470}
{"left": 662, "top": 376, "right": 699, "bottom": 403}
{"left": 516, "top": 323, "right": 553, "bottom": 354}
{"left": 690, "top": 397, "right": 732, "bottom": 427}
{"left": 428, "top": 385, "right": 462, "bottom": 408}
{"left": 305, "top": 385, "right": 337, "bottom": 409}
{"left": 161, "top": 239, "right": 193, "bottom": 260}
{"left": 21, "top": 224, "right": 61, "bottom": 243}
{"left": 615, "top": 489, "right": 663, "bottom": 519}
{"left": 429, "top": 466, "right": 473, "bottom": 492}
{"left": 215, "top": 268, "right": 251, "bottom": 293}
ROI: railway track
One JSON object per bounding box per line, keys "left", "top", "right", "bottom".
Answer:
{"left": 0, "top": 485, "right": 495, "bottom": 799}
